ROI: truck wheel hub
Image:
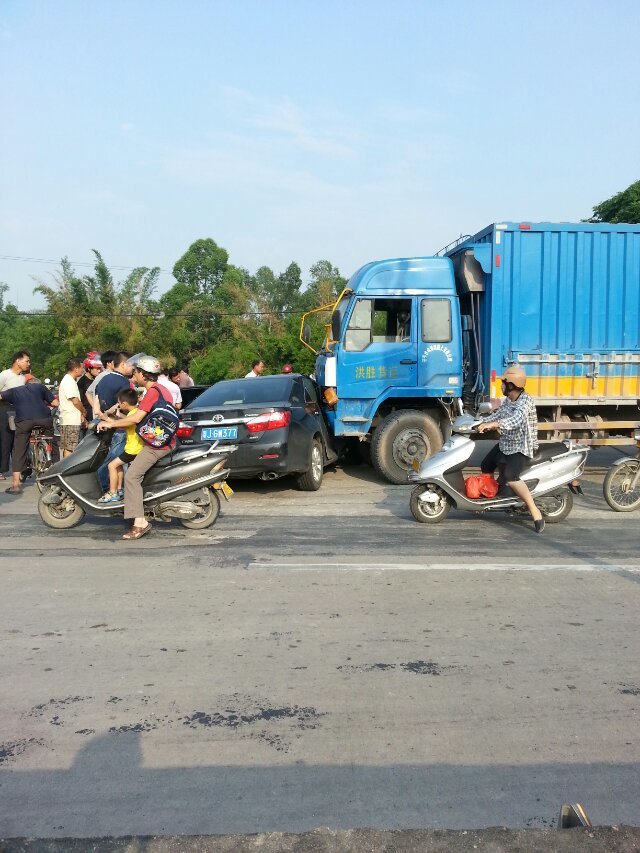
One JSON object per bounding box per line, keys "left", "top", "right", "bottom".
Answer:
{"left": 393, "top": 429, "right": 429, "bottom": 468}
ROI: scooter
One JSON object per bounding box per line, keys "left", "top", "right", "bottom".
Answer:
{"left": 408, "top": 413, "right": 589, "bottom": 525}
{"left": 36, "top": 426, "right": 236, "bottom": 530}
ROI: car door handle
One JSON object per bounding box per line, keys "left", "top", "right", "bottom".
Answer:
{"left": 400, "top": 359, "right": 417, "bottom": 365}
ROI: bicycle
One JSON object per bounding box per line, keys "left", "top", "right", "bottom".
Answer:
{"left": 21, "top": 426, "right": 58, "bottom": 491}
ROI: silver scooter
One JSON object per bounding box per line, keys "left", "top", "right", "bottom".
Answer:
{"left": 408, "top": 413, "right": 589, "bottom": 525}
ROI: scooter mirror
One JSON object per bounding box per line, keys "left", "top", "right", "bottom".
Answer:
{"left": 477, "top": 401, "right": 493, "bottom": 415}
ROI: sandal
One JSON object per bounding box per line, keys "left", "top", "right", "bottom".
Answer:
{"left": 4, "top": 486, "right": 23, "bottom": 495}
{"left": 122, "top": 523, "right": 152, "bottom": 540}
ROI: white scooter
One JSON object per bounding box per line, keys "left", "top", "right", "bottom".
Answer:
{"left": 408, "top": 413, "right": 589, "bottom": 525}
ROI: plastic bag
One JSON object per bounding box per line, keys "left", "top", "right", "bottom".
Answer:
{"left": 465, "top": 473, "right": 499, "bottom": 499}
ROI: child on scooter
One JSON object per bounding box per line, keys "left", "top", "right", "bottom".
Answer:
{"left": 98, "top": 388, "right": 144, "bottom": 503}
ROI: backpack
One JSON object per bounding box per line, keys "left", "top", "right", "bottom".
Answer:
{"left": 135, "top": 384, "right": 179, "bottom": 449}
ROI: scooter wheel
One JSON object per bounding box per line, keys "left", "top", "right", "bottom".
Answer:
{"left": 38, "top": 492, "right": 85, "bottom": 529}
{"left": 180, "top": 488, "right": 221, "bottom": 529}
{"left": 410, "top": 485, "right": 451, "bottom": 524}
{"left": 535, "top": 490, "right": 573, "bottom": 523}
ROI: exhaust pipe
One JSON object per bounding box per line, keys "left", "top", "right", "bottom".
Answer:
{"left": 260, "top": 472, "right": 280, "bottom": 481}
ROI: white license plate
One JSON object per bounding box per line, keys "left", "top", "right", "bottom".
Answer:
{"left": 202, "top": 427, "right": 238, "bottom": 440}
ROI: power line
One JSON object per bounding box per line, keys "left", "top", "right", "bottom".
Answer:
{"left": 0, "top": 254, "right": 174, "bottom": 275}
{"left": 0, "top": 308, "right": 307, "bottom": 318}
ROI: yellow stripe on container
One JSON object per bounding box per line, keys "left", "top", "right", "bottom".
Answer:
{"left": 490, "top": 376, "right": 640, "bottom": 400}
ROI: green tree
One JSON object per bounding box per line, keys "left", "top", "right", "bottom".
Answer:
{"left": 586, "top": 179, "right": 640, "bottom": 224}
{"left": 172, "top": 238, "right": 229, "bottom": 296}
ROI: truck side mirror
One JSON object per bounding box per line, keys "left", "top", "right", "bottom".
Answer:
{"left": 330, "top": 309, "right": 341, "bottom": 342}
{"left": 301, "top": 323, "right": 311, "bottom": 345}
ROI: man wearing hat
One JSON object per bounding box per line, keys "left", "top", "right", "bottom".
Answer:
{"left": 477, "top": 366, "right": 545, "bottom": 533}
{"left": 0, "top": 375, "right": 58, "bottom": 495}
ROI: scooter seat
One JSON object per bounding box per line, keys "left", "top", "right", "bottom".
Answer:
{"left": 528, "top": 442, "right": 568, "bottom": 466}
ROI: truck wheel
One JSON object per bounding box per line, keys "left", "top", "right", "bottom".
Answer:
{"left": 297, "top": 438, "right": 324, "bottom": 491}
{"left": 38, "top": 493, "right": 85, "bottom": 529}
{"left": 372, "top": 410, "right": 443, "bottom": 484}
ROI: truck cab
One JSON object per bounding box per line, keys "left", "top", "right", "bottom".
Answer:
{"left": 306, "top": 257, "right": 463, "bottom": 483}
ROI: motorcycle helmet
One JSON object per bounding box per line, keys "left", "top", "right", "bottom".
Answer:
{"left": 132, "top": 354, "right": 162, "bottom": 375}
{"left": 501, "top": 366, "right": 527, "bottom": 390}
{"left": 83, "top": 352, "right": 103, "bottom": 370}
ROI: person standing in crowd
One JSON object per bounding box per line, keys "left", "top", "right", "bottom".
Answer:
{"left": 176, "top": 364, "right": 194, "bottom": 388}
{"left": 85, "top": 350, "right": 118, "bottom": 418}
{"left": 94, "top": 352, "right": 134, "bottom": 491}
{"left": 245, "top": 359, "right": 265, "bottom": 378}
{"left": 58, "top": 358, "right": 87, "bottom": 457}
{"left": 98, "top": 355, "right": 175, "bottom": 540}
{"left": 0, "top": 350, "right": 31, "bottom": 480}
{"left": 0, "top": 375, "right": 58, "bottom": 495}
{"left": 158, "top": 369, "right": 182, "bottom": 410}
{"left": 77, "top": 353, "right": 103, "bottom": 422}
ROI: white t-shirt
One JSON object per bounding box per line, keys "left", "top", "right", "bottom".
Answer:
{"left": 58, "top": 373, "right": 82, "bottom": 426}
{"left": 245, "top": 370, "right": 259, "bottom": 378}
{"left": 0, "top": 369, "right": 26, "bottom": 395}
{"left": 157, "top": 375, "right": 182, "bottom": 407}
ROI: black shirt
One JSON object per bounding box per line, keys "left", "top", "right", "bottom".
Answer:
{"left": 1, "top": 383, "right": 55, "bottom": 423}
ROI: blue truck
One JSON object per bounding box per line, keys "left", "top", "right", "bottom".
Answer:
{"left": 300, "top": 221, "right": 640, "bottom": 483}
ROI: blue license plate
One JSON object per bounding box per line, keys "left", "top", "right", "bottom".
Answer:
{"left": 201, "top": 427, "right": 238, "bottom": 440}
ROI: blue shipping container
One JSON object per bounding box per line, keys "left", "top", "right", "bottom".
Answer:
{"left": 447, "top": 222, "right": 640, "bottom": 403}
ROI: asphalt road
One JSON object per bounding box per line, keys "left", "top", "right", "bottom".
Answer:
{"left": 0, "top": 447, "right": 638, "bottom": 838}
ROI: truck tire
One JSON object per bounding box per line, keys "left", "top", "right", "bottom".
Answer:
{"left": 297, "top": 438, "right": 324, "bottom": 491}
{"left": 371, "top": 410, "right": 443, "bottom": 484}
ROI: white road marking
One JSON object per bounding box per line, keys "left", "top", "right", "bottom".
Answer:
{"left": 247, "top": 561, "right": 640, "bottom": 573}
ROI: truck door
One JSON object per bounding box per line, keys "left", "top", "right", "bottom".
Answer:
{"left": 338, "top": 297, "right": 417, "bottom": 399}
{"left": 417, "top": 297, "right": 463, "bottom": 396}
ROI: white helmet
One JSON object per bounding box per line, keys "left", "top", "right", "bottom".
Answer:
{"left": 132, "top": 353, "right": 161, "bottom": 374}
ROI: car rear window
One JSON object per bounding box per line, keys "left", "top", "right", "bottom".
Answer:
{"left": 188, "top": 376, "right": 293, "bottom": 407}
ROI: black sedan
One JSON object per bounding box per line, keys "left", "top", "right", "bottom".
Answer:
{"left": 177, "top": 374, "right": 338, "bottom": 490}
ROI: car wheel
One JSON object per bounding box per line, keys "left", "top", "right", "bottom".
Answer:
{"left": 297, "top": 438, "right": 324, "bottom": 491}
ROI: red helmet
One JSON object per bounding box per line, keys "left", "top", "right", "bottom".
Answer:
{"left": 83, "top": 351, "right": 103, "bottom": 370}
{"left": 282, "top": 363, "right": 293, "bottom": 374}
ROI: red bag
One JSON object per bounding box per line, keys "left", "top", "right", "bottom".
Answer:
{"left": 465, "top": 475, "right": 482, "bottom": 499}
{"left": 479, "top": 473, "right": 499, "bottom": 498}
{"left": 465, "top": 474, "right": 499, "bottom": 499}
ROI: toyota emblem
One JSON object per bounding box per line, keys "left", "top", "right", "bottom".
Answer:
{"left": 212, "top": 414, "right": 224, "bottom": 423}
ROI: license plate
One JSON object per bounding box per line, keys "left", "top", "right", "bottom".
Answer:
{"left": 214, "top": 481, "right": 234, "bottom": 499}
{"left": 202, "top": 427, "right": 238, "bottom": 440}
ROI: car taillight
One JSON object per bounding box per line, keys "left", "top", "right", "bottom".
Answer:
{"left": 246, "top": 410, "right": 291, "bottom": 433}
{"left": 177, "top": 423, "right": 194, "bottom": 438}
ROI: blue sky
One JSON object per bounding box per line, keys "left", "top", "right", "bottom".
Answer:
{"left": 1, "top": 0, "right": 639, "bottom": 309}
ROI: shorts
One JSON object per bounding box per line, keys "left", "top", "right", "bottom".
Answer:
{"left": 118, "top": 451, "right": 138, "bottom": 464}
{"left": 481, "top": 445, "right": 531, "bottom": 483}
{"left": 60, "top": 424, "right": 81, "bottom": 453}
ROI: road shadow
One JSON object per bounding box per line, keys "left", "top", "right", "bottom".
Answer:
{"left": 1, "top": 730, "right": 638, "bottom": 836}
